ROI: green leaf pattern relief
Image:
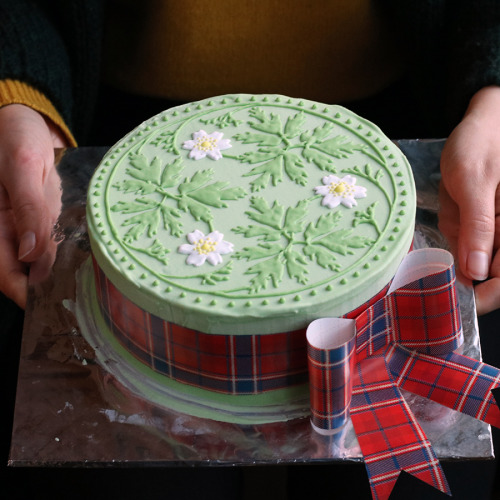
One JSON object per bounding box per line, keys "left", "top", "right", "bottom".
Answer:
{"left": 112, "top": 153, "right": 247, "bottom": 243}
{"left": 109, "top": 102, "right": 392, "bottom": 294}
{"left": 234, "top": 109, "right": 368, "bottom": 191}
{"left": 234, "top": 200, "right": 373, "bottom": 291}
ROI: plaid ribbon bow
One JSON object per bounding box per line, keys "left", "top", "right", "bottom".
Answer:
{"left": 307, "top": 248, "right": 500, "bottom": 500}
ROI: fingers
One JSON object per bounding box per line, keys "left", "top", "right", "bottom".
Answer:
{"left": 0, "top": 105, "right": 57, "bottom": 262}
{"left": 0, "top": 212, "right": 28, "bottom": 309}
{"left": 474, "top": 279, "right": 500, "bottom": 316}
{"left": 475, "top": 246, "right": 500, "bottom": 315}
{"left": 439, "top": 165, "right": 495, "bottom": 281}
{"left": 455, "top": 171, "right": 495, "bottom": 281}
{"left": 0, "top": 104, "right": 65, "bottom": 306}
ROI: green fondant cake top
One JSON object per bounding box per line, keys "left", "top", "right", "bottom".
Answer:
{"left": 87, "top": 94, "right": 415, "bottom": 335}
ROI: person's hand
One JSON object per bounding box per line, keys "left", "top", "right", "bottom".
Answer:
{"left": 0, "top": 104, "right": 67, "bottom": 309}
{"left": 439, "top": 86, "right": 500, "bottom": 315}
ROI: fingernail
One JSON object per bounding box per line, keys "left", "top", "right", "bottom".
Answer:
{"left": 467, "top": 250, "right": 489, "bottom": 281}
{"left": 18, "top": 231, "right": 36, "bottom": 260}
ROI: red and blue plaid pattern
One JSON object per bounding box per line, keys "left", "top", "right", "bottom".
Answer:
{"left": 306, "top": 248, "right": 500, "bottom": 500}
{"left": 307, "top": 320, "right": 356, "bottom": 433}
{"left": 93, "top": 259, "right": 308, "bottom": 394}
{"left": 92, "top": 257, "right": 388, "bottom": 396}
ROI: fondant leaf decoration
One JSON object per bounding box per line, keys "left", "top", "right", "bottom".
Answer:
{"left": 188, "top": 182, "right": 233, "bottom": 208}
{"left": 246, "top": 254, "right": 285, "bottom": 291}
{"left": 243, "top": 157, "right": 283, "bottom": 191}
{"left": 317, "top": 228, "right": 373, "bottom": 255}
{"left": 245, "top": 197, "right": 284, "bottom": 229}
{"left": 302, "top": 148, "right": 336, "bottom": 173}
{"left": 160, "top": 205, "right": 183, "bottom": 237}
{"left": 130, "top": 239, "right": 170, "bottom": 265}
{"left": 233, "top": 225, "right": 282, "bottom": 242}
{"left": 178, "top": 197, "right": 213, "bottom": 224}
{"left": 160, "top": 157, "right": 184, "bottom": 188}
{"left": 235, "top": 242, "right": 283, "bottom": 261}
{"left": 122, "top": 209, "right": 161, "bottom": 242}
{"left": 233, "top": 132, "right": 281, "bottom": 147}
{"left": 113, "top": 179, "right": 157, "bottom": 195}
{"left": 146, "top": 240, "right": 170, "bottom": 263}
{"left": 283, "top": 200, "right": 309, "bottom": 234}
{"left": 127, "top": 154, "right": 162, "bottom": 184}
{"left": 285, "top": 249, "right": 309, "bottom": 284}
{"left": 239, "top": 150, "right": 277, "bottom": 165}
{"left": 304, "top": 211, "right": 343, "bottom": 240}
{"left": 310, "top": 123, "right": 335, "bottom": 142}
{"left": 219, "top": 186, "right": 247, "bottom": 201}
{"left": 199, "top": 112, "right": 243, "bottom": 129}
{"left": 248, "top": 108, "right": 282, "bottom": 135}
{"left": 150, "top": 130, "right": 179, "bottom": 153}
{"left": 315, "top": 136, "right": 367, "bottom": 159}
{"left": 111, "top": 199, "right": 159, "bottom": 214}
{"left": 249, "top": 171, "right": 271, "bottom": 192}
{"left": 283, "top": 153, "right": 307, "bottom": 186}
{"left": 341, "top": 165, "right": 390, "bottom": 206}
{"left": 303, "top": 244, "right": 341, "bottom": 272}
{"left": 284, "top": 112, "right": 306, "bottom": 139}
{"left": 201, "top": 261, "right": 233, "bottom": 285}
{"left": 234, "top": 109, "right": 370, "bottom": 191}
{"left": 353, "top": 201, "right": 381, "bottom": 236}
{"left": 178, "top": 169, "right": 214, "bottom": 194}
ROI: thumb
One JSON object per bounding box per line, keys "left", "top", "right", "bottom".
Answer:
{"left": 455, "top": 179, "right": 495, "bottom": 281}
{"left": 4, "top": 151, "right": 52, "bottom": 262}
{"left": 0, "top": 105, "right": 58, "bottom": 262}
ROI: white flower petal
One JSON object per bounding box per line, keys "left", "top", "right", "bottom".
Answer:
{"left": 341, "top": 197, "right": 356, "bottom": 208}
{"left": 178, "top": 244, "right": 195, "bottom": 254}
{"left": 209, "top": 131, "right": 224, "bottom": 141}
{"left": 207, "top": 231, "right": 223, "bottom": 243}
{"left": 322, "top": 194, "right": 341, "bottom": 209}
{"left": 343, "top": 175, "right": 356, "bottom": 185}
{"left": 188, "top": 229, "right": 205, "bottom": 244}
{"left": 217, "top": 139, "right": 232, "bottom": 151}
{"left": 216, "top": 240, "right": 234, "bottom": 255}
{"left": 353, "top": 185, "right": 367, "bottom": 198}
{"left": 322, "top": 174, "right": 339, "bottom": 185}
{"left": 206, "top": 252, "right": 223, "bottom": 266}
{"left": 182, "top": 140, "right": 196, "bottom": 150}
{"left": 187, "top": 252, "right": 207, "bottom": 266}
{"left": 207, "top": 149, "right": 223, "bottom": 161}
{"left": 193, "top": 130, "right": 208, "bottom": 140}
{"left": 314, "top": 185, "right": 330, "bottom": 196}
{"left": 189, "top": 149, "right": 207, "bottom": 160}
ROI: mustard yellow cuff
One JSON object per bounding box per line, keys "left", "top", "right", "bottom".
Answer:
{"left": 0, "top": 79, "right": 77, "bottom": 147}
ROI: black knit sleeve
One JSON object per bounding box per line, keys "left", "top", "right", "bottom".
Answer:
{"left": 380, "top": 0, "right": 500, "bottom": 135}
{"left": 0, "top": 0, "right": 104, "bottom": 142}
{"left": 445, "top": 0, "right": 500, "bottom": 126}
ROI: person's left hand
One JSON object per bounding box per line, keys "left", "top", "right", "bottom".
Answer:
{"left": 0, "top": 104, "right": 67, "bottom": 308}
{"left": 439, "top": 86, "right": 500, "bottom": 315}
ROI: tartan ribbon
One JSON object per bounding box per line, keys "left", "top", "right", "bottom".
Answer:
{"left": 307, "top": 248, "right": 500, "bottom": 500}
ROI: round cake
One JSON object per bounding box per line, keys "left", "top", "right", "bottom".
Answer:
{"left": 86, "top": 94, "right": 415, "bottom": 422}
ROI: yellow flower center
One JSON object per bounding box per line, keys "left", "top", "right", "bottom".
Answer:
{"left": 329, "top": 181, "right": 348, "bottom": 194}
{"left": 197, "top": 137, "right": 217, "bottom": 151}
{"left": 195, "top": 238, "right": 216, "bottom": 254}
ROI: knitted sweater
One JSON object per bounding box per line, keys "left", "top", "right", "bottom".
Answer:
{"left": 1, "top": 0, "right": 500, "bottom": 143}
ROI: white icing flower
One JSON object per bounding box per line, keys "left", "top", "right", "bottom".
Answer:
{"left": 178, "top": 229, "right": 234, "bottom": 266}
{"left": 182, "top": 130, "right": 232, "bottom": 160}
{"left": 314, "top": 174, "right": 367, "bottom": 209}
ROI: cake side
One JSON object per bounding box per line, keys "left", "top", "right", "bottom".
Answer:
{"left": 87, "top": 94, "right": 415, "bottom": 335}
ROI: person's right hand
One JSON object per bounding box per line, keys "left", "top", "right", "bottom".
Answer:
{"left": 439, "top": 86, "right": 500, "bottom": 316}
{"left": 0, "top": 104, "right": 67, "bottom": 309}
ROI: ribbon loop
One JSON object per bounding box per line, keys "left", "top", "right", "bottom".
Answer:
{"left": 306, "top": 248, "right": 499, "bottom": 500}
